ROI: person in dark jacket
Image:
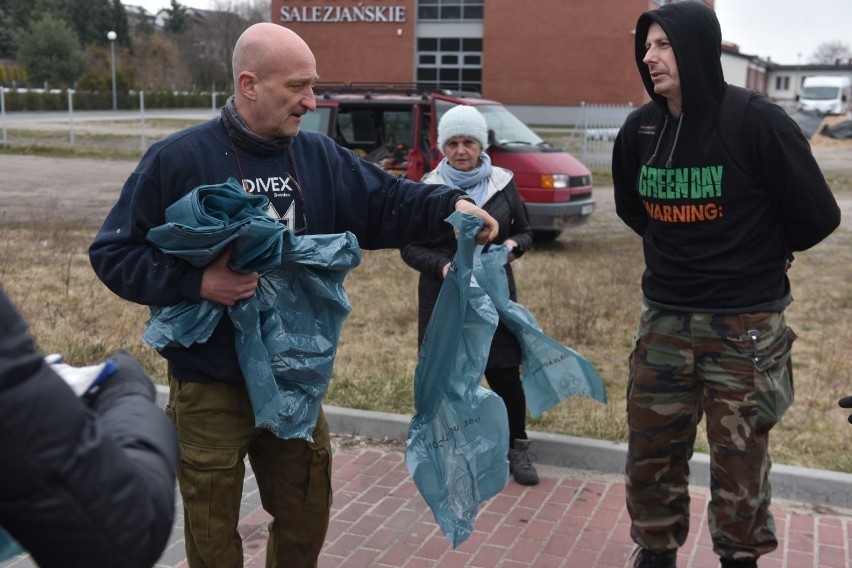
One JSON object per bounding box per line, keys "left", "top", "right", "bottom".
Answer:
{"left": 400, "top": 104, "right": 538, "bottom": 486}
{"left": 0, "top": 286, "right": 178, "bottom": 568}
{"left": 612, "top": 3, "right": 841, "bottom": 568}
{"left": 88, "top": 23, "right": 497, "bottom": 568}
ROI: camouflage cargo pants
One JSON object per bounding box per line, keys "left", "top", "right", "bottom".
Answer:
{"left": 165, "top": 377, "right": 332, "bottom": 568}
{"left": 626, "top": 307, "right": 796, "bottom": 561}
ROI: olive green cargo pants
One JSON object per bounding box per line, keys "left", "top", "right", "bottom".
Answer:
{"left": 626, "top": 308, "right": 795, "bottom": 562}
{"left": 165, "top": 378, "right": 332, "bottom": 568}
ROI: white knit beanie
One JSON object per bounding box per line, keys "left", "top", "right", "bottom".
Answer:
{"left": 437, "top": 105, "right": 489, "bottom": 150}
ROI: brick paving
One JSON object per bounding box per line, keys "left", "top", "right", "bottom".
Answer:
{"left": 3, "top": 436, "right": 852, "bottom": 568}
{"left": 169, "top": 438, "right": 852, "bottom": 568}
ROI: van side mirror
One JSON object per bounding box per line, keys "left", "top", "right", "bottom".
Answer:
{"left": 487, "top": 128, "right": 498, "bottom": 147}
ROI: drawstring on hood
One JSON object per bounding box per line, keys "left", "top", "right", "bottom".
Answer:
{"left": 665, "top": 114, "right": 684, "bottom": 168}
{"left": 646, "top": 116, "right": 668, "bottom": 166}
{"left": 646, "top": 114, "right": 685, "bottom": 168}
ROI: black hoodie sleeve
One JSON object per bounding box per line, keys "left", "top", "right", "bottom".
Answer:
{"left": 613, "top": 107, "right": 650, "bottom": 237}
{"left": 746, "top": 96, "right": 841, "bottom": 252}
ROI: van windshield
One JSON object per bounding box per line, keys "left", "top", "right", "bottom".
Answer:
{"left": 801, "top": 86, "right": 840, "bottom": 100}
{"left": 300, "top": 107, "right": 332, "bottom": 134}
{"left": 435, "top": 100, "right": 544, "bottom": 146}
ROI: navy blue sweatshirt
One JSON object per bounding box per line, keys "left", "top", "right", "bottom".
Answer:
{"left": 612, "top": 1, "right": 840, "bottom": 312}
{"left": 90, "top": 118, "right": 467, "bottom": 382}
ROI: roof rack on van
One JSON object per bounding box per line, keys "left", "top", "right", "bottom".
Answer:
{"left": 313, "top": 82, "right": 482, "bottom": 100}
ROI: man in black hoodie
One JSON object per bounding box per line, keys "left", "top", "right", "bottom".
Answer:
{"left": 612, "top": 3, "right": 840, "bottom": 568}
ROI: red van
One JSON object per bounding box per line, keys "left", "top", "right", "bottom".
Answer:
{"left": 300, "top": 84, "right": 595, "bottom": 240}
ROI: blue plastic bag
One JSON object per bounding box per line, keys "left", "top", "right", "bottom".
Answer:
{"left": 143, "top": 178, "right": 287, "bottom": 349}
{"left": 405, "top": 211, "right": 509, "bottom": 548}
{"left": 144, "top": 178, "right": 361, "bottom": 440}
{"left": 476, "top": 245, "right": 607, "bottom": 417}
{"left": 0, "top": 527, "right": 23, "bottom": 562}
{"left": 146, "top": 178, "right": 285, "bottom": 272}
{"left": 229, "top": 231, "right": 361, "bottom": 440}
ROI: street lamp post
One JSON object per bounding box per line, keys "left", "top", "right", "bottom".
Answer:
{"left": 107, "top": 30, "right": 117, "bottom": 110}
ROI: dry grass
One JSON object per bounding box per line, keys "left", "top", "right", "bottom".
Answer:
{"left": 3, "top": 118, "right": 852, "bottom": 473}
{"left": 332, "top": 175, "right": 852, "bottom": 474}
{"left": 0, "top": 222, "right": 165, "bottom": 379}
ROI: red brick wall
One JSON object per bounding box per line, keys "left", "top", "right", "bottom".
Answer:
{"left": 482, "top": 0, "right": 647, "bottom": 105}
{"left": 269, "top": 0, "right": 715, "bottom": 106}
{"left": 273, "top": 0, "right": 416, "bottom": 85}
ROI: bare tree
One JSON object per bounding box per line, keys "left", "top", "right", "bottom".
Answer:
{"left": 131, "top": 31, "right": 189, "bottom": 90}
{"left": 810, "top": 40, "right": 852, "bottom": 64}
{"left": 227, "top": 0, "right": 271, "bottom": 23}
{"left": 170, "top": 1, "right": 265, "bottom": 93}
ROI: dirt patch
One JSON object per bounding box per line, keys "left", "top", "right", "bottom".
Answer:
{"left": 0, "top": 155, "right": 135, "bottom": 225}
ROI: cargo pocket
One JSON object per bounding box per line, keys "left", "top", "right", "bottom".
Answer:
{"left": 752, "top": 325, "right": 797, "bottom": 429}
{"left": 178, "top": 441, "right": 242, "bottom": 541}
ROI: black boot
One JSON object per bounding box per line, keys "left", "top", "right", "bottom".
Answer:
{"left": 720, "top": 558, "right": 757, "bottom": 568}
{"left": 631, "top": 547, "right": 677, "bottom": 568}
{"left": 508, "top": 439, "right": 539, "bottom": 485}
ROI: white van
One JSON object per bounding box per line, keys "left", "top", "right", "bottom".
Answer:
{"left": 798, "top": 76, "right": 852, "bottom": 115}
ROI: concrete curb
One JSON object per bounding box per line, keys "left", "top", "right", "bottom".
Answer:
{"left": 155, "top": 386, "right": 852, "bottom": 511}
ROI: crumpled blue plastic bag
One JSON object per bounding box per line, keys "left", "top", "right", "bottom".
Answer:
{"left": 146, "top": 177, "right": 285, "bottom": 272}
{"left": 144, "top": 178, "right": 361, "bottom": 440}
{"left": 143, "top": 178, "right": 287, "bottom": 349}
{"left": 476, "top": 245, "right": 607, "bottom": 417}
{"left": 0, "top": 527, "right": 23, "bottom": 563}
{"left": 405, "top": 211, "right": 509, "bottom": 548}
{"left": 229, "top": 231, "right": 361, "bottom": 440}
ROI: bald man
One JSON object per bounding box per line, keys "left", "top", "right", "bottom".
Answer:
{"left": 90, "top": 23, "right": 498, "bottom": 568}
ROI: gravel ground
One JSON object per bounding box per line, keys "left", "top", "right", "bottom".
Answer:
{"left": 1, "top": 144, "right": 850, "bottom": 225}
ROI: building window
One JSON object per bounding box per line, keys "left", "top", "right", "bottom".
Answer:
{"left": 417, "top": 0, "right": 483, "bottom": 21}
{"left": 416, "top": 37, "right": 482, "bottom": 92}
{"left": 775, "top": 75, "right": 790, "bottom": 91}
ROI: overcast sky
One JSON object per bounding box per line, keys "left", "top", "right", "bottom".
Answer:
{"left": 715, "top": 0, "right": 852, "bottom": 64}
{"left": 129, "top": 0, "right": 851, "bottom": 66}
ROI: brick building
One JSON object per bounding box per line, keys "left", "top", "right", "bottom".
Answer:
{"left": 271, "top": 0, "right": 716, "bottom": 107}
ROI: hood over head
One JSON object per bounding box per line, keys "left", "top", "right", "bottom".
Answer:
{"left": 635, "top": 1, "right": 725, "bottom": 116}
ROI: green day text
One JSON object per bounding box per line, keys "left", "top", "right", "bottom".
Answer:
{"left": 640, "top": 165, "right": 725, "bottom": 223}
{"left": 639, "top": 165, "right": 723, "bottom": 199}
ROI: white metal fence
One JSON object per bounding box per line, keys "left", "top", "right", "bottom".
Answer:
{"left": 0, "top": 89, "right": 223, "bottom": 151}
{"left": 2, "top": 94, "right": 635, "bottom": 171}
{"left": 577, "top": 102, "right": 634, "bottom": 171}
{"left": 510, "top": 102, "right": 635, "bottom": 171}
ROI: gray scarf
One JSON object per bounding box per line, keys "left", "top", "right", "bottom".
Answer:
{"left": 221, "top": 96, "right": 292, "bottom": 156}
{"left": 437, "top": 153, "right": 492, "bottom": 207}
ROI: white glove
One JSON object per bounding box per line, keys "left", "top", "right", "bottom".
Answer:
{"left": 45, "top": 354, "right": 117, "bottom": 397}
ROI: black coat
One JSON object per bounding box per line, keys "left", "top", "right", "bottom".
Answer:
{"left": 0, "top": 288, "right": 179, "bottom": 568}
{"left": 401, "top": 165, "right": 534, "bottom": 369}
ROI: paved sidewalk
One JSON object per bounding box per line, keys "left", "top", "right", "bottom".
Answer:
{"left": 6, "top": 436, "right": 849, "bottom": 568}
{"left": 171, "top": 438, "right": 852, "bottom": 568}
{"left": 200, "top": 440, "right": 852, "bottom": 568}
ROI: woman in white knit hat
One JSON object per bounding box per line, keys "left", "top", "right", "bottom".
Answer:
{"left": 400, "top": 104, "right": 539, "bottom": 485}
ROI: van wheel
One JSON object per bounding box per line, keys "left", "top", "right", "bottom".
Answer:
{"left": 533, "top": 230, "right": 561, "bottom": 242}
